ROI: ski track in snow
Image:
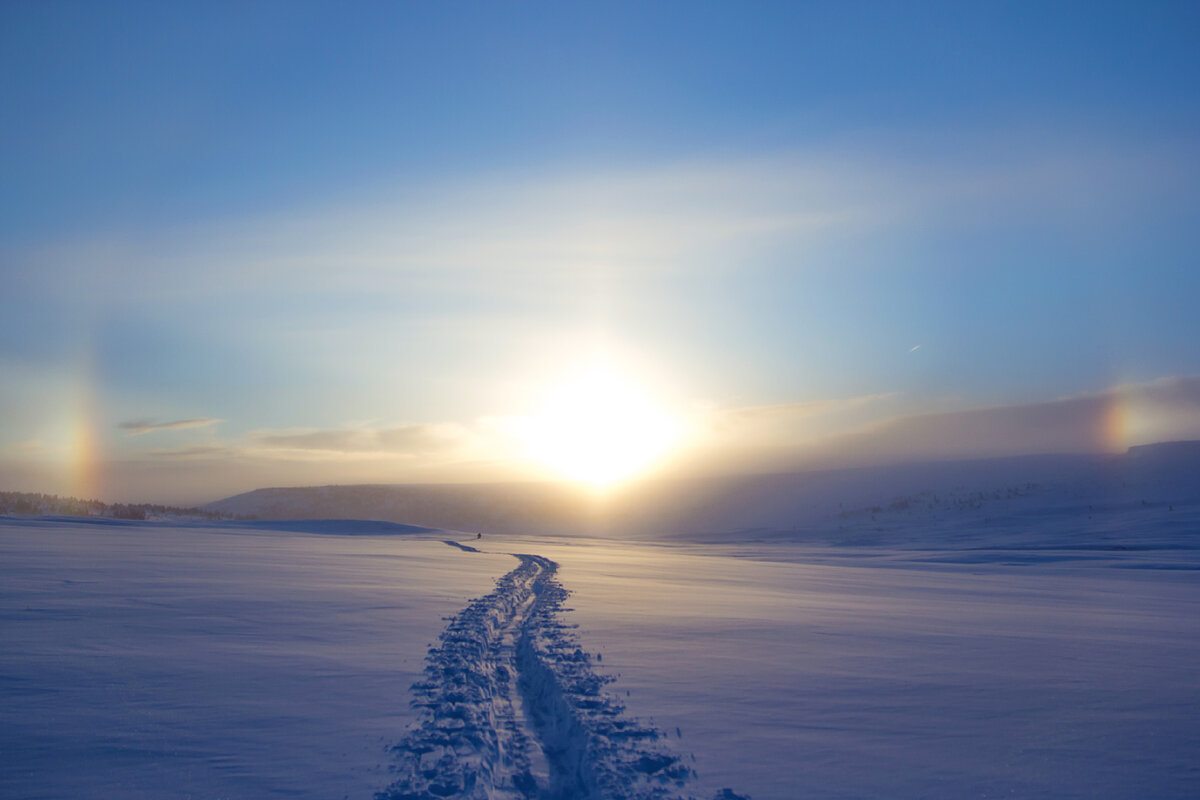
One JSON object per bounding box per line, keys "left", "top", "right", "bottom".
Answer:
{"left": 377, "top": 547, "right": 743, "bottom": 800}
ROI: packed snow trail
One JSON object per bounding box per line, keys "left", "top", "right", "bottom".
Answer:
{"left": 376, "top": 549, "right": 741, "bottom": 800}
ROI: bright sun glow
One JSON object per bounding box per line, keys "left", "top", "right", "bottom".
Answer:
{"left": 520, "top": 367, "right": 681, "bottom": 488}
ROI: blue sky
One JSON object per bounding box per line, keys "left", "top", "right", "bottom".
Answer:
{"left": 3, "top": 1, "right": 1200, "bottom": 502}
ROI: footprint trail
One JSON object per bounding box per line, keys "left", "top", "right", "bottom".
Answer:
{"left": 376, "top": 548, "right": 739, "bottom": 800}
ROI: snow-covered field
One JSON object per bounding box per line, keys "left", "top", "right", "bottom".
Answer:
{"left": 535, "top": 536, "right": 1200, "bottom": 799}
{"left": 0, "top": 519, "right": 512, "bottom": 800}
{"left": 2, "top": 496, "right": 1198, "bottom": 799}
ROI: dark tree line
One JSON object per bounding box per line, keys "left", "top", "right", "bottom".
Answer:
{"left": 0, "top": 491, "right": 254, "bottom": 521}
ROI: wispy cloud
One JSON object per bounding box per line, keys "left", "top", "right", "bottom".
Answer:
{"left": 686, "top": 376, "right": 1200, "bottom": 474}
{"left": 146, "top": 444, "right": 237, "bottom": 459}
{"left": 134, "top": 376, "right": 1200, "bottom": 484}
{"left": 14, "top": 128, "right": 1192, "bottom": 309}
{"left": 0, "top": 439, "right": 57, "bottom": 457}
{"left": 18, "top": 375, "right": 1199, "bottom": 505}
{"left": 119, "top": 418, "right": 222, "bottom": 436}
{"left": 137, "top": 419, "right": 515, "bottom": 475}
{"left": 704, "top": 392, "right": 900, "bottom": 432}
{"left": 254, "top": 423, "right": 471, "bottom": 455}
{"left": 717, "top": 391, "right": 891, "bottom": 417}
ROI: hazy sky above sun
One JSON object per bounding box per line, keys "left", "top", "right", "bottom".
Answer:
{"left": 3, "top": 1, "right": 1200, "bottom": 503}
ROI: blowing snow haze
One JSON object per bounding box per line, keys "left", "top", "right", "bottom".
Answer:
{"left": 203, "top": 441, "right": 1200, "bottom": 540}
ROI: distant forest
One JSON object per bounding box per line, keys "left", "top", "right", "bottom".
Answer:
{"left": 0, "top": 491, "right": 255, "bottom": 521}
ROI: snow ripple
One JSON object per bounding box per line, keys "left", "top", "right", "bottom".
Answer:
{"left": 376, "top": 551, "right": 741, "bottom": 800}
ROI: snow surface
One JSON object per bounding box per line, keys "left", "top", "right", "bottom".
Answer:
{"left": 0, "top": 518, "right": 511, "bottom": 800}
{"left": 529, "top": 536, "right": 1200, "bottom": 799}
{"left": 3, "top": 476, "right": 1199, "bottom": 799}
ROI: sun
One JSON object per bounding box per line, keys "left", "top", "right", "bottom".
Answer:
{"left": 520, "top": 367, "right": 681, "bottom": 488}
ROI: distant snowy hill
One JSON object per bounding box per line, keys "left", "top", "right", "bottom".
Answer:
{"left": 206, "top": 442, "right": 1200, "bottom": 546}
{"left": 206, "top": 482, "right": 599, "bottom": 536}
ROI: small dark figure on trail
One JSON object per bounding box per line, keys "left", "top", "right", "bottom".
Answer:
{"left": 476, "top": 532, "right": 482, "bottom": 540}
